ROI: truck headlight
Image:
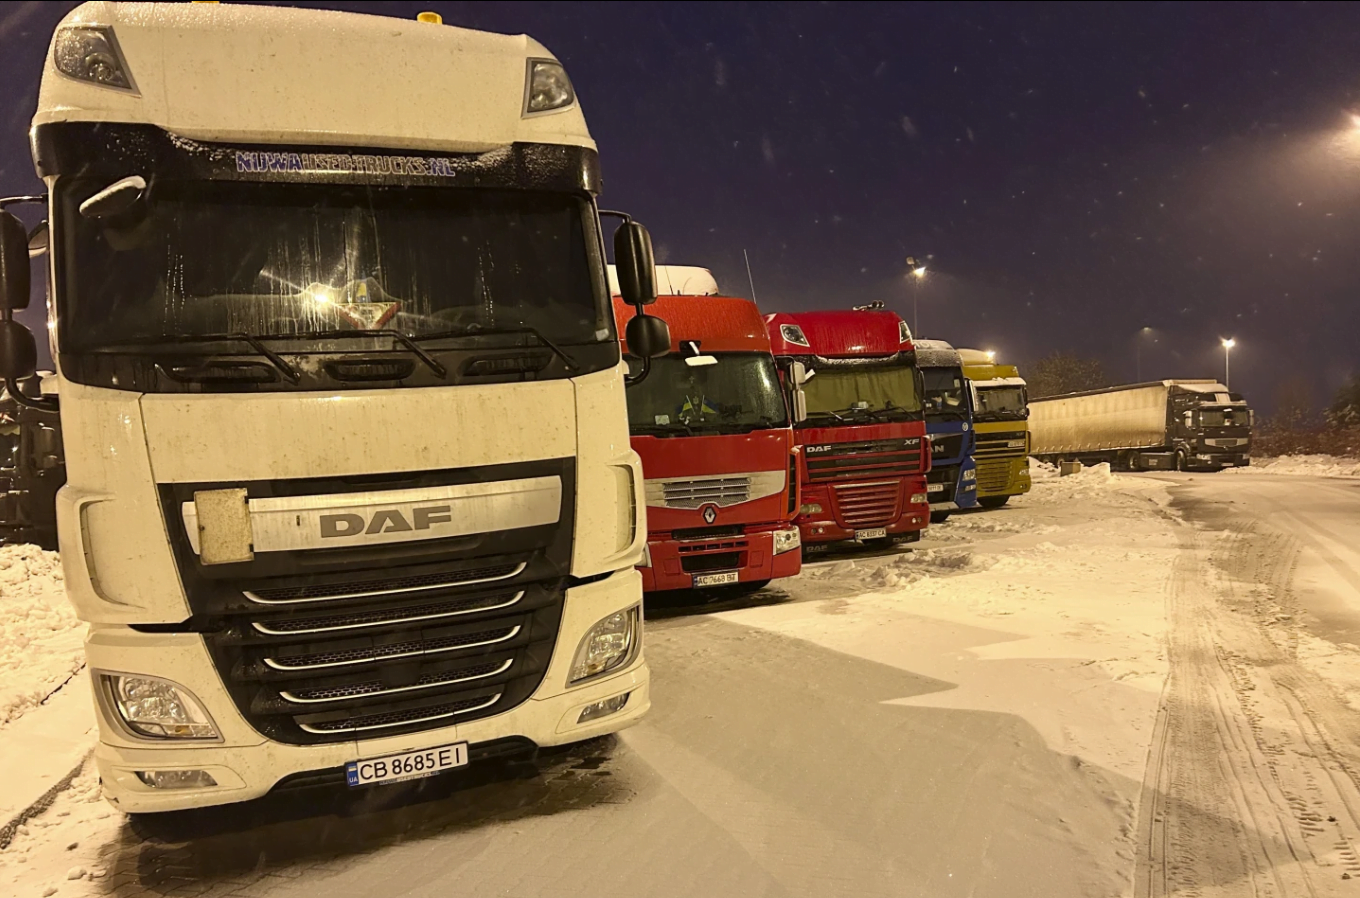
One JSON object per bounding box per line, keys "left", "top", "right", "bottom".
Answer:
{"left": 772, "top": 528, "right": 801, "bottom": 555}
{"left": 910, "top": 492, "right": 928, "bottom": 505}
{"left": 800, "top": 503, "right": 823, "bottom": 515}
{"left": 54, "top": 27, "right": 137, "bottom": 92}
{"left": 524, "top": 59, "right": 575, "bottom": 114}
{"left": 103, "top": 674, "right": 219, "bottom": 740}
{"left": 569, "top": 606, "right": 640, "bottom": 684}
{"left": 962, "top": 468, "right": 976, "bottom": 481}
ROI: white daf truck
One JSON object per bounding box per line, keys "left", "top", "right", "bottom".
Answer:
{"left": 0, "top": 1, "right": 671, "bottom": 813}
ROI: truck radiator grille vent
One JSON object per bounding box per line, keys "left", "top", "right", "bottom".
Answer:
{"left": 928, "top": 434, "right": 966, "bottom": 462}
{"left": 831, "top": 481, "right": 901, "bottom": 528}
{"left": 205, "top": 560, "right": 563, "bottom": 746}
{"left": 805, "top": 439, "right": 922, "bottom": 483}
{"left": 973, "top": 431, "right": 1028, "bottom": 459}
{"left": 680, "top": 551, "right": 743, "bottom": 574}
{"left": 245, "top": 562, "right": 525, "bottom": 605}
{"left": 975, "top": 459, "right": 1014, "bottom": 492}
{"left": 657, "top": 477, "right": 752, "bottom": 509}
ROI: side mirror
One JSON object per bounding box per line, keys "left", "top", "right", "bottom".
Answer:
{"left": 27, "top": 221, "right": 48, "bottom": 259}
{"left": 789, "top": 361, "right": 809, "bottom": 423}
{"left": 0, "top": 320, "right": 37, "bottom": 382}
{"left": 613, "top": 221, "right": 657, "bottom": 306}
{"left": 792, "top": 388, "right": 807, "bottom": 424}
{"left": 625, "top": 313, "right": 670, "bottom": 360}
{"left": 79, "top": 175, "right": 146, "bottom": 220}
{"left": 32, "top": 424, "right": 61, "bottom": 470}
{"left": 1, "top": 210, "right": 30, "bottom": 312}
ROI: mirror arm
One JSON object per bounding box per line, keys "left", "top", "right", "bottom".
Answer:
{"left": 598, "top": 209, "right": 633, "bottom": 225}
{"left": 5, "top": 379, "right": 59, "bottom": 414}
{"left": 0, "top": 195, "right": 46, "bottom": 210}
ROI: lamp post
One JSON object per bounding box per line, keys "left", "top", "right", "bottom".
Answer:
{"left": 1221, "top": 338, "right": 1235, "bottom": 388}
{"left": 906, "top": 256, "right": 926, "bottom": 336}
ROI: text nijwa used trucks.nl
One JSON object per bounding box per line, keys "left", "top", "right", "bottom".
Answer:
{"left": 0, "top": 1, "right": 677, "bottom": 813}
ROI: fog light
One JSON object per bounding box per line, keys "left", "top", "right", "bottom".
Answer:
{"left": 135, "top": 770, "right": 217, "bottom": 790}
{"left": 962, "top": 468, "right": 977, "bottom": 481}
{"left": 910, "top": 492, "right": 927, "bottom": 504}
{"left": 569, "top": 606, "right": 640, "bottom": 684}
{"left": 103, "top": 674, "right": 219, "bottom": 740}
{"left": 772, "top": 527, "right": 801, "bottom": 555}
{"left": 800, "top": 503, "right": 822, "bottom": 515}
{"left": 577, "top": 693, "right": 630, "bottom": 724}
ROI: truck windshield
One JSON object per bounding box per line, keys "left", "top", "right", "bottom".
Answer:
{"left": 972, "top": 384, "right": 1028, "bottom": 421}
{"left": 57, "top": 179, "right": 608, "bottom": 352}
{"left": 802, "top": 365, "right": 921, "bottom": 425}
{"left": 1199, "top": 407, "right": 1251, "bottom": 428}
{"left": 920, "top": 367, "right": 968, "bottom": 420}
{"left": 624, "top": 353, "right": 788, "bottom": 435}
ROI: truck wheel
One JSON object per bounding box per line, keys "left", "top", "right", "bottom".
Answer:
{"left": 1176, "top": 451, "right": 1190, "bottom": 472}
{"left": 930, "top": 510, "right": 951, "bottom": 524}
{"left": 978, "top": 496, "right": 1009, "bottom": 509}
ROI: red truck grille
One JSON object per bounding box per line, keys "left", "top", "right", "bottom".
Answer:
{"left": 832, "top": 480, "right": 901, "bottom": 528}
{"left": 804, "top": 438, "right": 923, "bottom": 483}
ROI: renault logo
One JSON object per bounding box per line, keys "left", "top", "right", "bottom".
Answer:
{"left": 702, "top": 504, "right": 718, "bottom": 524}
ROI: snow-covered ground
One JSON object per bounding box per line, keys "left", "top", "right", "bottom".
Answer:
{"left": 0, "top": 546, "right": 83, "bottom": 727}
{"left": 1230, "top": 454, "right": 1360, "bottom": 478}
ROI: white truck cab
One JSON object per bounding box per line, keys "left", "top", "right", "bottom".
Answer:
{"left": 0, "top": 1, "right": 670, "bottom": 813}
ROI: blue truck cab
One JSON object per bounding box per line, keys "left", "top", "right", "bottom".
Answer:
{"left": 914, "top": 340, "right": 978, "bottom": 523}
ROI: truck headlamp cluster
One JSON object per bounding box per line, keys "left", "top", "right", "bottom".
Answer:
{"left": 772, "top": 528, "right": 801, "bottom": 555}
{"left": 962, "top": 468, "right": 977, "bottom": 481}
{"left": 102, "top": 674, "right": 219, "bottom": 740}
{"left": 569, "top": 606, "right": 640, "bottom": 684}
{"left": 899, "top": 321, "right": 913, "bottom": 343}
{"left": 779, "top": 324, "right": 811, "bottom": 348}
{"left": 54, "top": 26, "right": 137, "bottom": 93}
{"left": 524, "top": 59, "right": 575, "bottom": 114}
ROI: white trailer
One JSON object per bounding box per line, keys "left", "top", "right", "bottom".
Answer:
{"left": 0, "top": 1, "right": 672, "bottom": 813}
{"left": 1030, "top": 380, "right": 1253, "bottom": 472}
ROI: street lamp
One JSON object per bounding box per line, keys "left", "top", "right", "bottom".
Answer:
{"left": 1221, "top": 338, "right": 1235, "bottom": 388}
{"left": 906, "top": 256, "right": 926, "bottom": 337}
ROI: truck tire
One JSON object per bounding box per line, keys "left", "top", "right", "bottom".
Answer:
{"left": 1176, "top": 450, "right": 1190, "bottom": 472}
{"left": 929, "top": 510, "right": 951, "bottom": 524}
{"left": 978, "top": 496, "right": 1009, "bottom": 509}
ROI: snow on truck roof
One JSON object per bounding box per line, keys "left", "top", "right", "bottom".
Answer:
{"left": 607, "top": 265, "right": 719, "bottom": 298}
{"left": 36, "top": 2, "right": 593, "bottom": 153}
{"left": 912, "top": 339, "right": 963, "bottom": 369}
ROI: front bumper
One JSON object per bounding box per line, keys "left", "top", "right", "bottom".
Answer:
{"left": 88, "top": 569, "right": 650, "bottom": 814}
{"left": 795, "top": 477, "right": 930, "bottom": 545}
{"left": 1190, "top": 453, "right": 1251, "bottom": 470}
{"left": 927, "top": 462, "right": 978, "bottom": 511}
{"left": 638, "top": 526, "right": 801, "bottom": 592}
{"left": 974, "top": 456, "right": 1031, "bottom": 499}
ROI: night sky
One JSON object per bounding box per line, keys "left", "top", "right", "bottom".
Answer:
{"left": 4, "top": 1, "right": 1360, "bottom": 413}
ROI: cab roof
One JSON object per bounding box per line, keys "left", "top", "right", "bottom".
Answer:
{"left": 764, "top": 309, "right": 912, "bottom": 358}
{"left": 613, "top": 294, "right": 771, "bottom": 355}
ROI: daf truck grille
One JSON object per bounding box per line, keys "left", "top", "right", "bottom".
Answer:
{"left": 831, "top": 480, "right": 902, "bottom": 528}
{"left": 973, "top": 431, "right": 1027, "bottom": 459}
{"left": 975, "top": 459, "right": 1014, "bottom": 492}
{"left": 652, "top": 476, "right": 752, "bottom": 509}
{"left": 804, "top": 438, "right": 922, "bottom": 483}
{"left": 159, "top": 459, "right": 576, "bottom": 746}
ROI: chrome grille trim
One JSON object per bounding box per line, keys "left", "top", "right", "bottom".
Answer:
{"left": 263, "top": 626, "right": 522, "bottom": 672}
{"left": 296, "top": 694, "right": 501, "bottom": 734}
{"left": 279, "top": 659, "right": 514, "bottom": 704}
{"left": 243, "top": 562, "right": 527, "bottom": 606}
{"left": 250, "top": 592, "right": 525, "bottom": 636}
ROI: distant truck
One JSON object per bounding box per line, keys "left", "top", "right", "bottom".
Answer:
{"left": 0, "top": 374, "right": 63, "bottom": 551}
{"left": 958, "top": 349, "right": 1031, "bottom": 508}
{"left": 913, "top": 340, "right": 977, "bottom": 523}
{"left": 613, "top": 279, "right": 801, "bottom": 593}
{"left": 766, "top": 307, "right": 930, "bottom": 550}
{"left": 1029, "top": 380, "right": 1253, "bottom": 472}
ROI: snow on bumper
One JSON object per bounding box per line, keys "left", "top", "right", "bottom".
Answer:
{"left": 86, "top": 569, "right": 650, "bottom": 814}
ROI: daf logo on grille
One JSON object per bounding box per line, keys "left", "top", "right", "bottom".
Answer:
{"left": 320, "top": 505, "right": 452, "bottom": 538}
{"left": 702, "top": 504, "right": 718, "bottom": 524}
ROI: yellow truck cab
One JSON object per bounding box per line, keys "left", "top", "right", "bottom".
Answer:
{"left": 958, "top": 350, "right": 1031, "bottom": 508}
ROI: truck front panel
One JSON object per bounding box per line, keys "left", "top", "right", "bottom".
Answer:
{"left": 793, "top": 424, "right": 929, "bottom": 546}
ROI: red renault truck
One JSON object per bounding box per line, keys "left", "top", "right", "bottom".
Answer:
{"left": 614, "top": 293, "right": 802, "bottom": 592}
{"left": 766, "top": 306, "right": 929, "bottom": 552}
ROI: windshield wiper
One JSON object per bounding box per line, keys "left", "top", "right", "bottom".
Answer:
{"left": 416, "top": 325, "right": 578, "bottom": 372}
{"left": 304, "top": 330, "right": 448, "bottom": 379}
{"left": 805, "top": 410, "right": 847, "bottom": 424}
{"left": 631, "top": 422, "right": 695, "bottom": 437}
{"left": 100, "top": 332, "right": 300, "bottom": 384}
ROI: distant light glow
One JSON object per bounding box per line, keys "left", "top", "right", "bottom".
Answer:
{"left": 913, "top": 266, "right": 926, "bottom": 277}
{"left": 985, "top": 350, "right": 997, "bottom": 361}
{"left": 1221, "top": 337, "right": 1236, "bottom": 349}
